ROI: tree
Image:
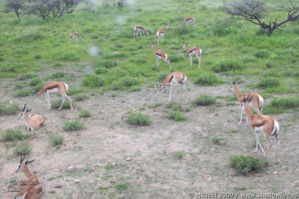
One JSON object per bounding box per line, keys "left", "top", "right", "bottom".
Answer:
{"left": 4, "top": 0, "right": 26, "bottom": 19}
{"left": 223, "top": 0, "right": 299, "bottom": 35}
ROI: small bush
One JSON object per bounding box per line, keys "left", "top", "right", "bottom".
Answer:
{"left": 29, "top": 78, "right": 42, "bottom": 87}
{"left": 0, "top": 102, "right": 19, "bottom": 115}
{"left": 212, "top": 60, "right": 243, "bottom": 72}
{"left": 2, "top": 129, "right": 29, "bottom": 142}
{"left": 157, "top": 72, "right": 169, "bottom": 82}
{"left": 82, "top": 75, "right": 105, "bottom": 87}
{"left": 129, "top": 86, "right": 141, "bottom": 92}
{"left": 212, "top": 137, "right": 226, "bottom": 145}
{"left": 50, "top": 135, "right": 64, "bottom": 147}
{"left": 118, "top": 77, "right": 138, "bottom": 87}
{"left": 18, "top": 73, "right": 36, "bottom": 80}
{"left": 79, "top": 110, "right": 91, "bottom": 118}
{"left": 173, "top": 151, "right": 184, "bottom": 159}
{"left": 271, "top": 97, "right": 299, "bottom": 109}
{"left": 115, "top": 183, "right": 129, "bottom": 194}
{"left": 127, "top": 112, "right": 151, "bottom": 126}
{"left": 67, "top": 89, "right": 85, "bottom": 96}
{"left": 258, "top": 77, "right": 280, "bottom": 88}
{"left": 14, "top": 142, "right": 31, "bottom": 155}
{"left": 254, "top": 49, "right": 270, "bottom": 58}
{"left": 74, "top": 94, "right": 90, "bottom": 101}
{"left": 49, "top": 72, "right": 64, "bottom": 79}
{"left": 230, "top": 154, "right": 267, "bottom": 175}
{"left": 195, "top": 73, "right": 223, "bottom": 86}
{"left": 193, "top": 95, "right": 216, "bottom": 106}
{"left": 63, "top": 121, "right": 83, "bottom": 131}
{"left": 51, "top": 99, "right": 71, "bottom": 110}
{"left": 14, "top": 89, "right": 30, "bottom": 97}
{"left": 167, "top": 101, "right": 182, "bottom": 111}
{"left": 95, "top": 67, "right": 108, "bottom": 75}
{"left": 166, "top": 110, "right": 187, "bottom": 121}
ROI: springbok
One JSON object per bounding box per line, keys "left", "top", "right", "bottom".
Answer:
{"left": 155, "top": 71, "right": 187, "bottom": 102}
{"left": 34, "top": 81, "right": 73, "bottom": 111}
{"left": 18, "top": 104, "right": 45, "bottom": 131}
{"left": 133, "top": 26, "right": 149, "bottom": 38}
{"left": 184, "top": 16, "right": 195, "bottom": 25}
{"left": 156, "top": 24, "right": 168, "bottom": 44}
{"left": 70, "top": 32, "right": 82, "bottom": 43}
{"left": 231, "top": 80, "right": 264, "bottom": 125}
{"left": 241, "top": 96, "right": 280, "bottom": 160}
{"left": 152, "top": 43, "right": 171, "bottom": 69}
{"left": 183, "top": 43, "right": 202, "bottom": 68}
{"left": 14, "top": 155, "right": 43, "bottom": 199}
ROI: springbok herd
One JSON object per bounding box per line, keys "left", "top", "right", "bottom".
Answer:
{"left": 11, "top": 17, "right": 281, "bottom": 199}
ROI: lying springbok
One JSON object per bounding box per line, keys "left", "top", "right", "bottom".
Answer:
{"left": 133, "top": 26, "right": 149, "bottom": 38}
{"left": 14, "top": 155, "right": 43, "bottom": 199}
{"left": 18, "top": 104, "right": 44, "bottom": 131}
{"left": 231, "top": 80, "right": 264, "bottom": 125}
{"left": 183, "top": 43, "right": 202, "bottom": 68}
{"left": 156, "top": 24, "right": 168, "bottom": 45}
{"left": 70, "top": 32, "right": 82, "bottom": 43}
{"left": 241, "top": 96, "right": 280, "bottom": 160}
{"left": 34, "top": 81, "right": 73, "bottom": 111}
{"left": 152, "top": 43, "right": 171, "bottom": 69}
{"left": 155, "top": 71, "right": 187, "bottom": 102}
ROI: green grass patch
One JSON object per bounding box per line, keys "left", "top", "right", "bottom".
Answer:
{"left": 63, "top": 121, "right": 83, "bottom": 131}
{"left": 79, "top": 110, "right": 91, "bottom": 118}
{"left": 127, "top": 112, "right": 151, "bottom": 126}
{"left": 257, "top": 77, "right": 280, "bottom": 88}
{"left": 173, "top": 151, "right": 184, "bottom": 159}
{"left": 1, "top": 129, "right": 30, "bottom": 142}
{"left": 230, "top": 154, "right": 269, "bottom": 175}
{"left": 263, "top": 96, "right": 299, "bottom": 114}
{"left": 74, "top": 94, "right": 90, "bottom": 101}
{"left": 166, "top": 110, "right": 187, "bottom": 121}
{"left": 194, "top": 73, "right": 223, "bottom": 86}
{"left": 51, "top": 99, "right": 71, "bottom": 110}
{"left": 50, "top": 135, "right": 64, "bottom": 147}
{"left": 14, "top": 142, "right": 31, "bottom": 155}
{"left": 14, "top": 89, "right": 30, "bottom": 97}
{"left": 212, "top": 137, "right": 226, "bottom": 146}
{"left": 212, "top": 60, "right": 244, "bottom": 73}
{"left": 0, "top": 102, "right": 19, "bottom": 115}
{"left": 115, "top": 183, "right": 129, "bottom": 194}
{"left": 193, "top": 95, "right": 216, "bottom": 106}
{"left": 29, "top": 78, "right": 42, "bottom": 86}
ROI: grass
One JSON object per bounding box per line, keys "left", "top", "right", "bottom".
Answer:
{"left": 115, "top": 183, "right": 129, "bottom": 194}
{"left": 127, "top": 112, "right": 151, "bottom": 126}
{"left": 194, "top": 73, "right": 224, "bottom": 86}
{"left": 50, "top": 135, "right": 64, "bottom": 147}
{"left": 79, "top": 110, "right": 91, "bottom": 118}
{"left": 230, "top": 154, "right": 269, "bottom": 175}
{"left": 257, "top": 77, "right": 280, "bottom": 88}
{"left": 14, "top": 142, "right": 32, "bottom": 156}
{"left": 51, "top": 99, "right": 71, "bottom": 110}
{"left": 29, "top": 78, "right": 42, "bottom": 86}
{"left": 0, "top": 102, "right": 19, "bottom": 115}
{"left": 212, "top": 60, "right": 244, "bottom": 73}
{"left": 63, "top": 121, "right": 83, "bottom": 131}
{"left": 74, "top": 94, "right": 90, "bottom": 101}
{"left": 193, "top": 95, "right": 216, "bottom": 106}
{"left": 166, "top": 110, "right": 187, "bottom": 121}
{"left": 1, "top": 129, "right": 30, "bottom": 142}
{"left": 212, "top": 137, "right": 226, "bottom": 146}
{"left": 263, "top": 96, "right": 299, "bottom": 114}
{"left": 14, "top": 89, "right": 30, "bottom": 97}
{"left": 173, "top": 151, "right": 184, "bottom": 159}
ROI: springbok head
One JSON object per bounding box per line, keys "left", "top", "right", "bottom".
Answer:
{"left": 17, "top": 104, "right": 32, "bottom": 120}
{"left": 16, "top": 154, "right": 35, "bottom": 173}
{"left": 154, "top": 81, "right": 165, "bottom": 96}
{"left": 230, "top": 80, "right": 237, "bottom": 92}
{"left": 183, "top": 43, "right": 188, "bottom": 49}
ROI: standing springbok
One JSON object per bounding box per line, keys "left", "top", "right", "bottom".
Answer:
{"left": 133, "top": 26, "right": 149, "bottom": 38}
{"left": 14, "top": 155, "right": 43, "bottom": 199}
{"left": 18, "top": 104, "right": 45, "bottom": 131}
{"left": 34, "top": 81, "right": 73, "bottom": 111}
{"left": 183, "top": 43, "right": 202, "bottom": 68}
{"left": 152, "top": 43, "right": 171, "bottom": 69}
{"left": 156, "top": 24, "right": 168, "bottom": 45}
{"left": 231, "top": 80, "right": 264, "bottom": 125}
{"left": 241, "top": 96, "right": 280, "bottom": 160}
{"left": 70, "top": 32, "right": 82, "bottom": 43}
{"left": 184, "top": 16, "right": 195, "bottom": 25}
{"left": 155, "top": 71, "right": 187, "bottom": 102}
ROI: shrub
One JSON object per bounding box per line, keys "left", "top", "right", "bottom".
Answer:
{"left": 49, "top": 72, "right": 64, "bottom": 79}
{"left": 212, "top": 137, "right": 226, "bottom": 145}
{"left": 50, "top": 135, "right": 64, "bottom": 147}
{"left": 127, "top": 112, "right": 151, "bottom": 126}
{"left": 167, "top": 101, "right": 182, "bottom": 111}
{"left": 173, "top": 151, "right": 184, "bottom": 159}
{"left": 29, "top": 78, "right": 42, "bottom": 86}
{"left": 271, "top": 97, "right": 299, "bottom": 109}
{"left": 63, "top": 121, "right": 83, "bottom": 131}
{"left": 2, "top": 129, "right": 29, "bottom": 142}
{"left": 157, "top": 72, "right": 169, "bottom": 82}
{"left": 254, "top": 49, "right": 270, "bottom": 58}
{"left": 195, "top": 73, "right": 223, "bottom": 86}
{"left": 14, "top": 89, "right": 30, "bottom": 97}
{"left": 51, "top": 99, "right": 71, "bottom": 110}
{"left": 82, "top": 75, "right": 105, "bottom": 88}
{"left": 115, "top": 183, "right": 129, "bottom": 194}
{"left": 230, "top": 154, "right": 267, "bottom": 175}
{"left": 212, "top": 60, "right": 243, "bottom": 72}
{"left": 166, "top": 110, "right": 187, "bottom": 121}
{"left": 95, "top": 67, "right": 108, "bottom": 75}
{"left": 14, "top": 142, "right": 31, "bottom": 155}
{"left": 258, "top": 77, "right": 280, "bottom": 88}
{"left": 18, "top": 73, "right": 36, "bottom": 80}
{"left": 193, "top": 95, "right": 216, "bottom": 106}
{"left": 79, "top": 110, "right": 91, "bottom": 118}
{"left": 0, "top": 102, "right": 19, "bottom": 115}
{"left": 74, "top": 94, "right": 90, "bottom": 101}
{"left": 118, "top": 77, "right": 138, "bottom": 87}
{"left": 67, "top": 89, "right": 85, "bottom": 96}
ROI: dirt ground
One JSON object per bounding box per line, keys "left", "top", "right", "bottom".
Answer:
{"left": 0, "top": 67, "right": 298, "bottom": 199}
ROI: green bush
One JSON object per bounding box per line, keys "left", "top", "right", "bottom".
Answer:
{"left": 258, "top": 77, "right": 280, "bottom": 88}
{"left": 67, "top": 89, "right": 85, "bottom": 96}
{"left": 193, "top": 95, "right": 216, "bottom": 106}
{"left": 254, "top": 49, "right": 270, "bottom": 58}
{"left": 50, "top": 135, "right": 64, "bottom": 147}
{"left": 195, "top": 73, "right": 223, "bottom": 86}
{"left": 49, "top": 72, "right": 64, "bottom": 79}
{"left": 118, "top": 77, "right": 138, "bottom": 87}
{"left": 82, "top": 75, "right": 105, "bottom": 87}
{"left": 212, "top": 60, "right": 243, "bottom": 72}
{"left": 63, "top": 121, "right": 83, "bottom": 131}
{"left": 212, "top": 137, "right": 225, "bottom": 145}
{"left": 166, "top": 110, "right": 187, "bottom": 121}
{"left": 230, "top": 155, "right": 267, "bottom": 175}
{"left": 29, "top": 78, "right": 42, "bottom": 86}
{"left": 173, "top": 151, "right": 184, "bottom": 159}
{"left": 51, "top": 99, "right": 71, "bottom": 110}
{"left": 0, "top": 102, "right": 19, "bottom": 115}
{"left": 18, "top": 73, "right": 36, "bottom": 80}
{"left": 271, "top": 97, "right": 299, "bottom": 109}
{"left": 74, "top": 94, "right": 90, "bottom": 101}
{"left": 157, "top": 72, "right": 169, "bottom": 82}
{"left": 14, "top": 142, "right": 31, "bottom": 155}
{"left": 14, "top": 89, "right": 30, "bottom": 97}
{"left": 127, "top": 112, "right": 151, "bottom": 126}
{"left": 79, "top": 110, "right": 91, "bottom": 118}
{"left": 2, "top": 129, "right": 29, "bottom": 142}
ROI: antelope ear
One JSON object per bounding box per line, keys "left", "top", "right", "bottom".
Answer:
{"left": 27, "top": 108, "right": 32, "bottom": 113}
{"left": 25, "top": 160, "right": 35, "bottom": 165}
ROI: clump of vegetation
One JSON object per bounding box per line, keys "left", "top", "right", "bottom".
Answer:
{"left": 49, "top": 72, "right": 64, "bottom": 79}
{"left": 115, "top": 183, "right": 129, "bottom": 194}
{"left": 74, "top": 94, "right": 90, "bottom": 101}
{"left": 212, "top": 60, "right": 243, "bottom": 72}
{"left": 157, "top": 72, "right": 169, "bottom": 82}
{"left": 50, "top": 135, "right": 64, "bottom": 147}
{"left": 51, "top": 99, "right": 71, "bottom": 110}
{"left": 193, "top": 95, "right": 216, "bottom": 106}
{"left": 257, "top": 77, "right": 280, "bottom": 88}
{"left": 127, "top": 112, "right": 151, "bottom": 126}
{"left": 104, "top": 164, "right": 116, "bottom": 170}
{"left": 29, "top": 78, "right": 42, "bottom": 86}
{"left": 254, "top": 49, "right": 270, "bottom": 58}
{"left": 0, "top": 102, "right": 19, "bottom": 115}
{"left": 67, "top": 89, "right": 85, "bottom": 96}
{"left": 173, "top": 151, "right": 184, "bottom": 159}
{"left": 1, "top": 129, "right": 30, "bottom": 142}
{"left": 14, "top": 89, "right": 30, "bottom": 97}
{"left": 166, "top": 110, "right": 187, "bottom": 121}
{"left": 63, "top": 121, "right": 83, "bottom": 131}
{"left": 14, "top": 142, "right": 32, "bottom": 155}
{"left": 271, "top": 97, "right": 299, "bottom": 109}
{"left": 82, "top": 75, "right": 105, "bottom": 87}
{"left": 96, "top": 61, "right": 117, "bottom": 68}
{"left": 230, "top": 154, "right": 268, "bottom": 175}
{"left": 79, "top": 110, "right": 91, "bottom": 118}
{"left": 212, "top": 137, "right": 226, "bottom": 146}
{"left": 118, "top": 77, "right": 138, "bottom": 87}
{"left": 18, "top": 73, "right": 36, "bottom": 80}
{"left": 195, "top": 73, "right": 223, "bottom": 86}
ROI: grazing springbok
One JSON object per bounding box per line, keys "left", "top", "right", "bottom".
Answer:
{"left": 14, "top": 155, "right": 43, "bottom": 199}
{"left": 231, "top": 80, "right": 264, "bottom": 125}
{"left": 155, "top": 71, "right": 187, "bottom": 102}
{"left": 34, "top": 81, "right": 73, "bottom": 111}
{"left": 18, "top": 104, "right": 44, "bottom": 131}
{"left": 70, "top": 32, "right": 82, "bottom": 43}
{"left": 183, "top": 43, "right": 202, "bottom": 68}
{"left": 156, "top": 24, "right": 168, "bottom": 44}
{"left": 241, "top": 96, "right": 280, "bottom": 160}
{"left": 184, "top": 16, "right": 195, "bottom": 25}
{"left": 152, "top": 43, "right": 171, "bottom": 69}
{"left": 133, "top": 26, "right": 149, "bottom": 38}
